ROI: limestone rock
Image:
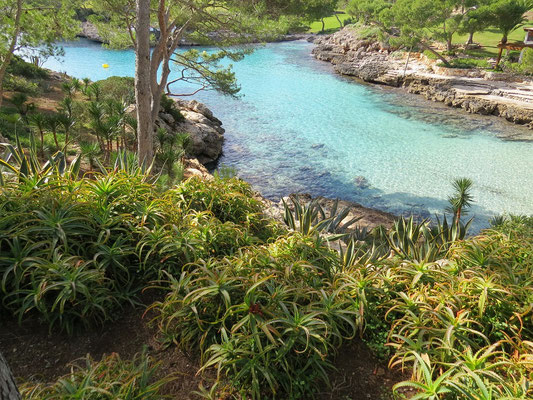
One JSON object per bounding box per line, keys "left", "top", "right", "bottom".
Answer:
{"left": 312, "top": 27, "right": 533, "bottom": 130}
{"left": 183, "top": 157, "right": 213, "bottom": 181}
{"left": 128, "top": 98, "right": 225, "bottom": 165}
{"left": 78, "top": 22, "right": 105, "bottom": 43}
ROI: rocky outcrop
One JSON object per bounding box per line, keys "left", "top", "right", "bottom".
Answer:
{"left": 156, "top": 99, "right": 225, "bottom": 164}
{"left": 313, "top": 27, "right": 533, "bottom": 130}
{"left": 182, "top": 157, "right": 213, "bottom": 180}
{"left": 78, "top": 22, "right": 105, "bottom": 43}
{"left": 312, "top": 28, "right": 403, "bottom": 86}
{"left": 126, "top": 99, "right": 224, "bottom": 165}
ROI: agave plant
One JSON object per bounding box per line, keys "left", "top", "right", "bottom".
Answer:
{"left": 282, "top": 196, "right": 361, "bottom": 240}
{"left": 0, "top": 134, "right": 81, "bottom": 186}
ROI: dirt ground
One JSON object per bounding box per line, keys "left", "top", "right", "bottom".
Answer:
{"left": 0, "top": 297, "right": 408, "bottom": 399}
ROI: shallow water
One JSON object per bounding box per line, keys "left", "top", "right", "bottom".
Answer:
{"left": 43, "top": 39, "right": 533, "bottom": 230}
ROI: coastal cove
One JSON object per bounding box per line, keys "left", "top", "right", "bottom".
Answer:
{"left": 44, "top": 38, "right": 533, "bottom": 230}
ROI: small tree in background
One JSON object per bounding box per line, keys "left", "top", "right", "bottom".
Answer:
{"left": 489, "top": 0, "right": 533, "bottom": 45}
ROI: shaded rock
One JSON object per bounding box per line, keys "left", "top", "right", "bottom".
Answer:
{"left": 172, "top": 100, "right": 225, "bottom": 164}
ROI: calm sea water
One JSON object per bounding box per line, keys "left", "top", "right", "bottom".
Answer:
{"left": 43, "top": 39, "right": 533, "bottom": 230}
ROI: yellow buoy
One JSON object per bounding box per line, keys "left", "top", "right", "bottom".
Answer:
{"left": 102, "top": 63, "right": 109, "bottom": 68}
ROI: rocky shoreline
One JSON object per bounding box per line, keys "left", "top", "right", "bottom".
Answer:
{"left": 312, "top": 27, "right": 533, "bottom": 132}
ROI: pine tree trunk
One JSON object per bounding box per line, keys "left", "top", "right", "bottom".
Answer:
{"left": 335, "top": 13, "right": 343, "bottom": 28}
{"left": 0, "top": 352, "right": 21, "bottom": 400}
{"left": 135, "top": 0, "right": 153, "bottom": 166}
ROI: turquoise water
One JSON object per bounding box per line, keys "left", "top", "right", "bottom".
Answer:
{"left": 44, "top": 39, "right": 533, "bottom": 229}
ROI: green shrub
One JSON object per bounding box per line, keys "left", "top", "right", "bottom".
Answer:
{"left": 437, "top": 57, "right": 491, "bottom": 69}
{"left": 170, "top": 176, "right": 281, "bottom": 240}
{"left": 152, "top": 233, "right": 353, "bottom": 399}
{"left": 6, "top": 56, "right": 48, "bottom": 79}
{"left": 0, "top": 146, "right": 277, "bottom": 333}
{"left": 95, "top": 76, "right": 135, "bottom": 104}
{"left": 1, "top": 142, "right": 531, "bottom": 399}
{"left": 505, "top": 47, "right": 533, "bottom": 75}
{"left": 3, "top": 74, "right": 40, "bottom": 95}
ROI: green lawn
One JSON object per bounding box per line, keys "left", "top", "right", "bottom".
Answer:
{"left": 454, "top": 24, "right": 533, "bottom": 56}
{"left": 308, "top": 13, "right": 351, "bottom": 34}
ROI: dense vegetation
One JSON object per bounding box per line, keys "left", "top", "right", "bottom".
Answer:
{"left": 1, "top": 3, "right": 532, "bottom": 400}
{"left": 0, "top": 142, "right": 531, "bottom": 398}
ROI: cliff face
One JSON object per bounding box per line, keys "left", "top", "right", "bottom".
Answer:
{"left": 312, "top": 28, "right": 533, "bottom": 130}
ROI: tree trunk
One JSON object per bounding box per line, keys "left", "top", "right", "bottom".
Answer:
{"left": 52, "top": 129, "right": 59, "bottom": 149}
{"left": 447, "top": 37, "right": 453, "bottom": 53}
{"left": 0, "top": 352, "right": 21, "bottom": 400}
{"left": 0, "top": 0, "right": 24, "bottom": 109}
{"left": 335, "top": 13, "right": 343, "bottom": 28}
{"left": 321, "top": 18, "right": 325, "bottom": 33}
{"left": 495, "top": 35, "right": 508, "bottom": 68}
{"left": 466, "top": 32, "right": 474, "bottom": 45}
{"left": 135, "top": 0, "right": 153, "bottom": 166}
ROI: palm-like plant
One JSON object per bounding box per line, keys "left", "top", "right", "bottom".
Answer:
{"left": 0, "top": 134, "right": 81, "bottom": 186}
{"left": 447, "top": 178, "right": 474, "bottom": 228}
{"left": 56, "top": 112, "right": 75, "bottom": 154}
{"left": 28, "top": 112, "right": 47, "bottom": 157}
{"left": 45, "top": 112, "right": 61, "bottom": 150}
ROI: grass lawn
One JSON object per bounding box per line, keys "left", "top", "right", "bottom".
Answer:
{"left": 308, "top": 12, "right": 351, "bottom": 34}
{"left": 454, "top": 24, "right": 533, "bottom": 56}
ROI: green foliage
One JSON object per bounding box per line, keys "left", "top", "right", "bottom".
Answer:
{"left": 3, "top": 74, "right": 40, "bottom": 95}
{"left": 0, "top": 143, "right": 277, "bottom": 333}
{"left": 282, "top": 196, "right": 361, "bottom": 239}
{"left": 438, "top": 58, "right": 492, "bottom": 69}
{"left": 170, "top": 176, "right": 280, "bottom": 240}
{"left": 95, "top": 76, "right": 135, "bottom": 104}
{"left": 6, "top": 56, "right": 49, "bottom": 80}
{"left": 20, "top": 351, "right": 173, "bottom": 399}
{"left": 347, "top": 0, "right": 533, "bottom": 65}
{"left": 152, "top": 233, "right": 350, "bottom": 399}
{"left": 160, "top": 94, "right": 185, "bottom": 123}
{"left": 1, "top": 143, "right": 531, "bottom": 399}
{"left": 487, "top": 0, "right": 533, "bottom": 42}
{"left": 507, "top": 47, "right": 533, "bottom": 74}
